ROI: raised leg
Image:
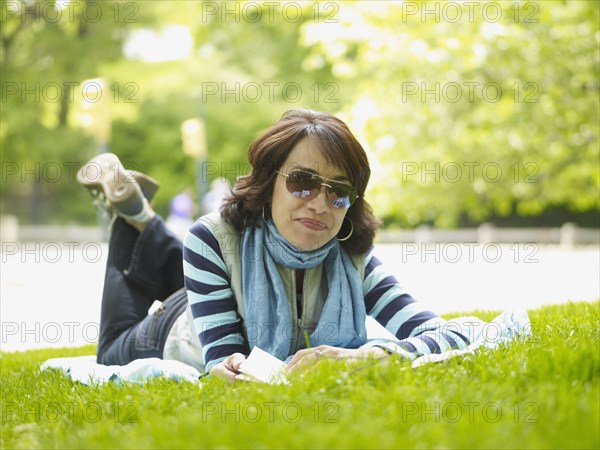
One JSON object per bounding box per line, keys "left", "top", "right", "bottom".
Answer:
{"left": 96, "top": 215, "right": 187, "bottom": 364}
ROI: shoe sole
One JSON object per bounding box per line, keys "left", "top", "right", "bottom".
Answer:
{"left": 129, "top": 171, "right": 159, "bottom": 201}
{"left": 77, "top": 153, "right": 157, "bottom": 216}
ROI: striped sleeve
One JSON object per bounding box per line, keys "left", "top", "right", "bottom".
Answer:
{"left": 362, "top": 246, "right": 471, "bottom": 360}
{"left": 183, "top": 220, "right": 248, "bottom": 372}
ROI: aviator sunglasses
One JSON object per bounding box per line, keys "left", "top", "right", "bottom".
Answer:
{"left": 276, "top": 169, "right": 359, "bottom": 209}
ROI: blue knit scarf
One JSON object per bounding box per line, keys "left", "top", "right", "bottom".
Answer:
{"left": 241, "top": 218, "right": 367, "bottom": 360}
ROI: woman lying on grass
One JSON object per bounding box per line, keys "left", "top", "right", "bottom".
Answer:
{"left": 77, "top": 109, "right": 471, "bottom": 382}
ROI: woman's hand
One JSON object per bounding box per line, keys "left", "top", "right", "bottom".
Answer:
{"left": 209, "top": 353, "right": 247, "bottom": 382}
{"left": 286, "top": 345, "right": 388, "bottom": 373}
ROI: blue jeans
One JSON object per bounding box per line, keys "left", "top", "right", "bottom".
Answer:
{"left": 97, "top": 215, "right": 187, "bottom": 365}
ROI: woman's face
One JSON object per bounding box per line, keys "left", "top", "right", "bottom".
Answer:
{"left": 270, "top": 137, "right": 350, "bottom": 251}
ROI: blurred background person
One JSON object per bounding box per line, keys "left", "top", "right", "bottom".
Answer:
{"left": 202, "top": 178, "right": 232, "bottom": 214}
{"left": 166, "top": 189, "right": 195, "bottom": 239}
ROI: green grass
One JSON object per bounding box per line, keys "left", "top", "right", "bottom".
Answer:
{"left": 1, "top": 301, "right": 598, "bottom": 449}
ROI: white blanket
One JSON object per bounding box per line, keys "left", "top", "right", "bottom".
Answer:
{"left": 40, "top": 356, "right": 201, "bottom": 385}
{"left": 40, "top": 310, "right": 530, "bottom": 385}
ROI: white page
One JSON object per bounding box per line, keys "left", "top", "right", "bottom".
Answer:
{"left": 238, "top": 347, "right": 289, "bottom": 385}
{"left": 365, "top": 315, "right": 399, "bottom": 341}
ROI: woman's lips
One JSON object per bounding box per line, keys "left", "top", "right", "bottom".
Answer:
{"left": 297, "top": 218, "right": 327, "bottom": 231}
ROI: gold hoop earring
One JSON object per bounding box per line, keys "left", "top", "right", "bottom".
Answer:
{"left": 337, "top": 216, "right": 354, "bottom": 242}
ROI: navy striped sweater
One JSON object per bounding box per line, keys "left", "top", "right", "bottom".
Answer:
{"left": 183, "top": 220, "right": 470, "bottom": 372}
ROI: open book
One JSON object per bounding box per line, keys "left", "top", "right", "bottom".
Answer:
{"left": 237, "top": 317, "right": 398, "bottom": 384}
{"left": 238, "top": 347, "right": 289, "bottom": 384}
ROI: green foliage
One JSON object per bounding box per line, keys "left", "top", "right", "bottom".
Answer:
{"left": 1, "top": 0, "right": 136, "bottom": 223}
{"left": 301, "top": 1, "right": 599, "bottom": 226}
{"left": 1, "top": 1, "right": 598, "bottom": 226}
{"left": 1, "top": 301, "right": 598, "bottom": 448}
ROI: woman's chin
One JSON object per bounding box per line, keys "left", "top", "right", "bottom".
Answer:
{"left": 279, "top": 222, "right": 337, "bottom": 251}
{"left": 290, "top": 235, "right": 334, "bottom": 252}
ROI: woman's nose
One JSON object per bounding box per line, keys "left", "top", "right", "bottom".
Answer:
{"left": 306, "top": 185, "right": 330, "bottom": 213}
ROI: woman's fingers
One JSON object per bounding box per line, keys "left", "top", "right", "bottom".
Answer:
{"left": 210, "top": 353, "right": 247, "bottom": 382}
{"left": 286, "top": 348, "right": 313, "bottom": 371}
{"left": 286, "top": 346, "right": 329, "bottom": 372}
{"left": 230, "top": 353, "right": 247, "bottom": 371}
{"left": 286, "top": 346, "right": 374, "bottom": 373}
{"left": 210, "top": 364, "right": 237, "bottom": 382}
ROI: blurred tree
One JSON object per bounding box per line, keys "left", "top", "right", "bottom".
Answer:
{"left": 299, "top": 1, "right": 599, "bottom": 227}
{"left": 1, "top": 0, "right": 597, "bottom": 229}
{"left": 0, "top": 0, "right": 347, "bottom": 223}
{"left": 1, "top": 0, "right": 143, "bottom": 222}
{"left": 108, "top": 1, "right": 349, "bottom": 218}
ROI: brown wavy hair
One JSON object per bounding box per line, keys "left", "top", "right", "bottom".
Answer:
{"left": 220, "top": 109, "right": 381, "bottom": 255}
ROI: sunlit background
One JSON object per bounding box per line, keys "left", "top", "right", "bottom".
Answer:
{"left": 1, "top": 1, "right": 598, "bottom": 350}
{"left": 1, "top": 0, "right": 598, "bottom": 228}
